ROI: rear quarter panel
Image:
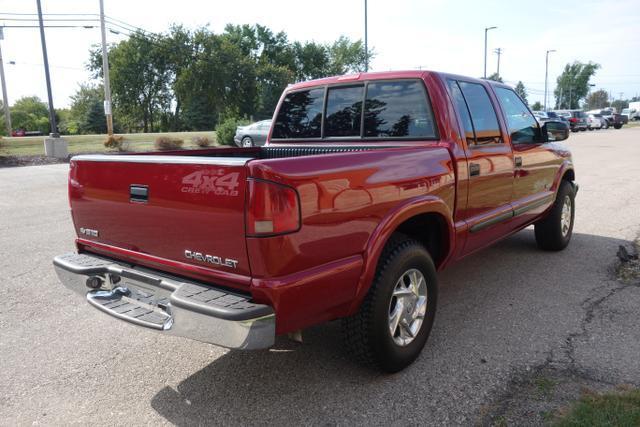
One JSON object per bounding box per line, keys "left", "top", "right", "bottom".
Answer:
{"left": 246, "top": 146, "right": 455, "bottom": 332}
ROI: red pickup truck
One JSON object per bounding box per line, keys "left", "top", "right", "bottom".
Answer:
{"left": 54, "top": 70, "right": 577, "bottom": 372}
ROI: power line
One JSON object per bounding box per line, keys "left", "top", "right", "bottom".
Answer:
{"left": 0, "top": 25, "right": 97, "bottom": 29}
{"left": 0, "top": 17, "right": 99, "bottom": 22}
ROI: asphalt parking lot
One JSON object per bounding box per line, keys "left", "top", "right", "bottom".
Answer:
{"left": 1, "top": 127, "right": 639, "bottom": 425}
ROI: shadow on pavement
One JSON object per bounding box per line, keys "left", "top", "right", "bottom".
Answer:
{"left": 150, "top": 230, "right": 631, "bottom": 425}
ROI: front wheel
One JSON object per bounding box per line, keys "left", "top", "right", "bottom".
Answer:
{"left": 342, "top": 235, "right": 438, "bottom": 373}
{"left": 241, "top": 136, "right": 254, "bottom": 147}
{"left": 614, "top": 124, "right": 623, "bottom": 129}
{"left": 534, "top": 180, "right": 575, "bottom": 251}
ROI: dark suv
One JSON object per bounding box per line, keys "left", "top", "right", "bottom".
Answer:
{"left": 561, "top": 110, "right": 588, "bottom": 132}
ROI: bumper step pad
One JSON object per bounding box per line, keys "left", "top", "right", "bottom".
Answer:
{"left": 88, "top": 286, "right": 172, "bottom": 330}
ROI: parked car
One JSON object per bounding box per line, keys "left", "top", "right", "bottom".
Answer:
{"left": 545, "top": 111, "right": 568, "bottom": 123}
{"left": 54, "top": 70, "right": 576, "bottom": 373}
{"left": 587, "top": 114, "right": 604, "bottom": 130}
{"left": 626, "top": 102, "right": 640, "bottom": 120}
{"left": 588, "top": 109, "right": 626, "bottom": 129}
{"left": 532, "top": 111, "right": 549, "bottom": 124}
{"left": 621, "top": 108, "right": 633, "bottom": 122}
{"left": 556, "top": 110, "right": 587, "bottom": 132}
{"left": 10, "top": 129, "right": 44, "bottom": 137}
{"left": 233, "top": 120, "right": 272, "bottom": 147}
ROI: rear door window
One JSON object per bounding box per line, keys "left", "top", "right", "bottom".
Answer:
{"left": 363, "top": 80, "right": 436, "bottom": 138}
{"left": 447, "top": 80, "right": 475, "bottom": 145}
{"left": 324, "top": 85, "right": 364, "bottom": 137}
{"left": 271, "top": 88, "right": 324, "bottom": 139}
{"left": 457, "top": 81, "right": 502, "bottom": 145}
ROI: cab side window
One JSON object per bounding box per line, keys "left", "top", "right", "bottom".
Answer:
{"left": 494, "top": 87, "right": 539, "bottom": 144}
{"left": 457, "top": 81, "right": 502, "bottom": 145}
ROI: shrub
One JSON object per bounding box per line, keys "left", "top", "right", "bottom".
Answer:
{"left": 191, "top": 135, "right": 212, "bottom": 148}
{"left": 155, "top": 136, "right": 184, "bottom": 151}
{"left": 104, "top": 135, "right": 125, "bottom": 151}
{"left": 215, "top": 117, "right": 249, "bottom": 146}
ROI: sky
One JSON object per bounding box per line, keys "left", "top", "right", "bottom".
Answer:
{"left": 0, "top": 0, "right": 638, "bottom": 109}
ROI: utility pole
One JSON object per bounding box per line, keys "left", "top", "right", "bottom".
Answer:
{"left": 36, "top": 0, "right": 58, "bottom": 137}
{"left": 484, "top": 26, "right": 497, "bottom": 79}
{"left": 544, "top": 49, "right": 555, "bottom": 111}
{"left": 559, "top": 87, "right": 563, "bottom": 109}
{"left": 364, "top": 0, "right": 368, "bottom": 72}
{"left": 0, "top": 29, "right": 12, "bottom": 135}
{"left": 99, "top": 0, "right": 113, "bottom": 135}
{"left": 494, "top": 47, "right": 502, "bottom": 79}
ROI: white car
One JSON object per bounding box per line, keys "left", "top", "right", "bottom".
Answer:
{"left": 532, "top": 111, "right": 549, "bottom": 124}
{"left": 587, "top": 114, "right": 604, "bottom": 130}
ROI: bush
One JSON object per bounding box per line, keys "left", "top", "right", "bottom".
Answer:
{"left": 104, "top": 135, "right": 125, "bottom": 151}
{"left": 155, "top": 136, "right": 184, "bottom": 151}
{"left": 191, "top": 135, "right": 212, "bottom": 148}
{"left": 215, "top": 117, "right": 248, "bottom": 146}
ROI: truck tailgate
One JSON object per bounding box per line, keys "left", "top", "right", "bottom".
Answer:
{"left": 69, "top": 154, "right": 254, "bottom": 287}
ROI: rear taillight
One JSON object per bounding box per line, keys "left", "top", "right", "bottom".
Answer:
{"left": 246, "top": 179, "right": 300, "bottom": 236}
{"left": 569, "top": 117, "right": 578, "bottom": 123}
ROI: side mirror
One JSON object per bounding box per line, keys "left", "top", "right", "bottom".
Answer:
{"left": 542, "top": 120, "right": 569, "bottom": 142}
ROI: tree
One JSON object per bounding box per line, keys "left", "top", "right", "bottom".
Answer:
{"left": 611, "top": 99, "right": 627, "bottom": 112}
{"left": 86, "top": 24, "right": 374, "bottom": 131}
{"left": 586, "top": 89, "right": 609, "bottom": 110}
{"left": 89, "top": 33, "right": 172, "bottom": 132}
{"left": 514, "top": 81, "right": 528, "bottom": 104}
{"left": 530, "top": 101, "right": 543, "bottom": 111}
{"left": 554, "top": 61, "right": 600, "bottom": 109}
{"left": 67, "top": 83, "right": 106, "bottom": 134}
{"left": 10, "top": 96, "right": 50, "bottom": 134}
{"left": 486, "top": 72, "right": 503, "bottom": 83}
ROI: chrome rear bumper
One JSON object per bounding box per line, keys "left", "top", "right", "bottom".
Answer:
{"left": 53, "top": 253, "right": 275, "bottom": 350}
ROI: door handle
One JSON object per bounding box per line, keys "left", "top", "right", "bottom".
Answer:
{"left": 469, "top": 163, "right": 480, "bottom": 177}
{"left": 514, "top": 156, "right": 523, "bottom": 167}
{"left": 130, "top": 185, "right": 148, "bottom": 203}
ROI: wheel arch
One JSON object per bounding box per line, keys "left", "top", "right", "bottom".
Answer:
{"left": 349, "top": 196, "right": 454, "bottom": 314}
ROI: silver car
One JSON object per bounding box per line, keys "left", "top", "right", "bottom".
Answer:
{"left": 234, "top": 120, "right": 272, "bottom": 147}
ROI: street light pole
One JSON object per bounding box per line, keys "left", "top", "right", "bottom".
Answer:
{"left": 494, "top": 47, "right": 502, "bottom": 79}
{"left": 0, "top": 33, "right": 12, "bottom": 135}
{"left": 99, "top": 0, "right": 114, "bottom": 135}
{"left": 483, "top": 26, "right": 496, "bottom": 79}
{"left": 544, "top": 49, "right": 556, "bottom": 111}
{"left": 364, "top": 0, "right": 368, "bottom": 72}
{"left": 36, "top": 0, "right": 58, "bottom": 137}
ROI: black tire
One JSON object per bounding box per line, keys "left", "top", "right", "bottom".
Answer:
{"left": 241, "top": 136, "right": 253, "bottom": 147}
{"left": 614, "top": 124, "right": 622, "bottom": 129}
{"left": 588, "top": 127, "right": 594, "bottom": 131}
{"left": 603, "top": 121, "right": 609, "bottom": 129}
{"left": 342, "top": 234, "right": 438, "bottom": 373}
{"left": 534, "top": 180, "right": 575, "bottom": 251}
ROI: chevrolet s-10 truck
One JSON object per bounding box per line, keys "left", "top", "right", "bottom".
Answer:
{"left": 54, "top": 70, "right": 577, "bottom": 372}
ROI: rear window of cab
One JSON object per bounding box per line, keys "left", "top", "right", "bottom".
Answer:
{"left": 271, "top": 79, "right": 437, "bottom": 140}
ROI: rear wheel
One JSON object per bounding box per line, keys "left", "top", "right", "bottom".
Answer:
{"left": 342, "top": 235, "right": 438, "bottom": 373}
{"left": 534, "top": 180, "right": 575, "bottom": 251}
{"left": 614, "top": 123, "right": 623, "bottom": 129}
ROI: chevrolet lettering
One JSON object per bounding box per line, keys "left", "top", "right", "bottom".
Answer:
{"left": 184, "top": 250, "right": 239, "bottom": 269}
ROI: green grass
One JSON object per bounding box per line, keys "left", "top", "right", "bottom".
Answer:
{"left": 535, "top": 377, "right": 557, "bottom": 398}
{"left": 0, "top": 131, "right": 218, "bottom": 157}
{"left": 554, "top": 388, "right": 640, "bottom": 426}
